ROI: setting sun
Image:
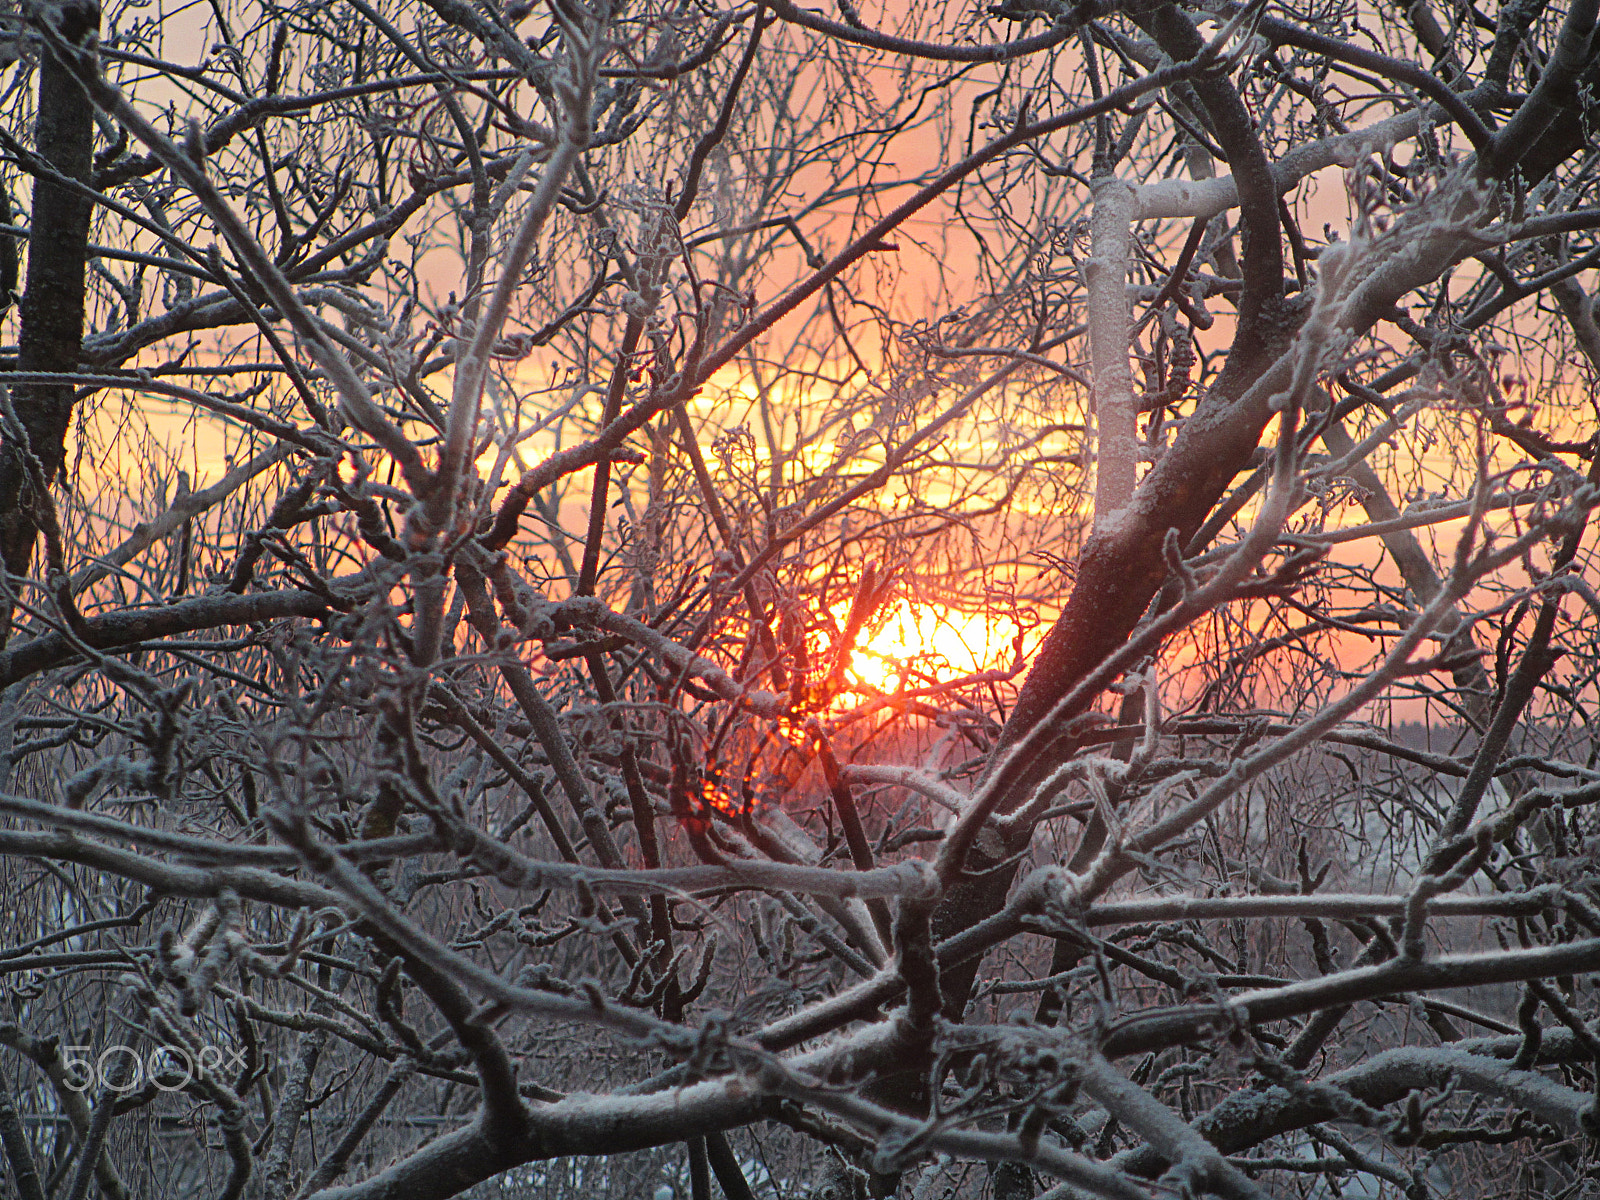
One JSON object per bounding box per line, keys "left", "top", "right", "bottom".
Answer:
{"left": 831, "top": 599, "right": 1023, "bottom": 695}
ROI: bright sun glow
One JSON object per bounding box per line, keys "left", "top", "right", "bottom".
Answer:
{"left": 836, "top": 600, "right": 1019, "bottom": 695}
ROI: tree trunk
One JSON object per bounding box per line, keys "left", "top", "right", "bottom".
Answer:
{"left": 0, "top": 0, "right": 98, "bottom": 640}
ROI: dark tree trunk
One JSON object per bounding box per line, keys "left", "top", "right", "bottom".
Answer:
{"left": 0, "top": 0, "right": 99, "bottom": 640}
{"left": 992, "top": 1162, "right": 1037, "bottom": 1200}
